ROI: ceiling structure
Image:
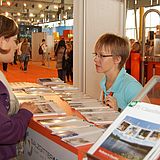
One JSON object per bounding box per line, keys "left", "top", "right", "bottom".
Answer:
{"left": 127, "top": 0, "right": 160, "bottom": 9}
{"left": 0, "top": 0, "right": 159, "bottom": 25}
{"left": 0, "top": 0, "right": 73, "bottom": 24}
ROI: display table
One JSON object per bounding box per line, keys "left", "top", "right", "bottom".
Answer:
{"left": 24, "top": 119, "right": 91, "bottom": 160}
{"left": 24, "top": 95, "right": 93, "bottom": 160}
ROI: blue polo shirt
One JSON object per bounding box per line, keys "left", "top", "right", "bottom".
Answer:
{"left": 100, "top": 68, "right": 143, "bottom": 110}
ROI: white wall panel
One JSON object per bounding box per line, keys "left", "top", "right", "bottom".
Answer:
{"left": 74, "top": 0, "right": 126, "bottom": 99}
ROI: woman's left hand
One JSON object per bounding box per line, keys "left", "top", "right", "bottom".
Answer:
{"left": 105, "top": 95, "right": 118, "bottom": 111}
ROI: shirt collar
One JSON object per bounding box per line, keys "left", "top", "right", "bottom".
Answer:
{"left": 100, "top": 67, "right": 126, "bottom": 95}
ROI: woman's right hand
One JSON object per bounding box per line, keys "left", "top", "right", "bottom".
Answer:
{"left": 20, "top": 102, "right": 38, "bottom": 114}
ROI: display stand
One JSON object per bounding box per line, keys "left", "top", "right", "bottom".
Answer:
{"left": 22, "top": 76, "right": 159, "bottom": 160}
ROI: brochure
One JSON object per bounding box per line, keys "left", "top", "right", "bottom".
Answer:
{"left": 10, "top": 82, "right": 42, "bottom": 90}
{"left": 52, "top": 125, "right": 105, "bottom": 139}
{"left": 63, "top": 131, "right": 103, "bottom": 147}
{"left": 83, "top": 111, "right": 120, "bottom": 125}
{"left": 51, "top": 84, "right": 79, "bottom": 91}
{"left": 33, "top": 102, "right": 65, "bottom": 116}
{"left": 24, "top": 87, "right": 54, "bottom": 94}
{"left": 37, "top": 77, "right": 64, "bottom": 86}
{"left": 47, "top": 120, "right": 92, "bottom": 132}
{"left": 75, "top": 107, "right": 114, "bottom": 114}
{"left": 87, "top": 105, "right": 160, "bottom": 160}
{"left": 36, "top": 116, "right": 82, "bottom": 126}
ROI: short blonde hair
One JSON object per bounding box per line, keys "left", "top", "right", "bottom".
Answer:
{"left": 95, "top": 33, "right": 129, "bottom": 69}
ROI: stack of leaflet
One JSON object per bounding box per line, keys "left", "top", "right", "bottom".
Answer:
{"left": 35, "top": 115, "right": 105, "bottom": 147}
{"left": 54, "top": 91, "right": 91, "bottom": 101}
{"left": 37, "top": 77, "right": 64, "bottom": 86}
{"left": 10, "top": 82, "right": 42, "bottom": 90}
{"left": 15, "top": 94, "right": 65, "bottom": 116}
{"left": 87, "top": 102, "right": 160, "bottom": 160}
{"left": 24, "top": 87, "right": 54, "bottom": 95}
{"left": 51, "top": 84, "right": 79, "bottom": 91}
{"left": 67, "top": 98, "right": 120, "bottom": 127}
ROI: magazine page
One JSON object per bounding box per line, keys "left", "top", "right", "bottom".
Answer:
{"left": 88, "top": 107, "right": 160, "bottom": 160}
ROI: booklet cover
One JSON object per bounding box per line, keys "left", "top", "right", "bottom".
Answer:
{"left": 87, "top": 105, "right": 160, "bottom": 160}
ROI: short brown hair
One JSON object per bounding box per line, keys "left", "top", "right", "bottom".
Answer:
{"left": 0, "top": 15, "right": 18, "bottom": 54}
{"left": 95, "top": 33, "right": 129, "bottom": 69}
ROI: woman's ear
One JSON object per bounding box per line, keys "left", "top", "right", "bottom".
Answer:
{"left": 113, "top": 56, "right": 121, "bottom": 64}
{"left": 0, "top": 36, "right": 5, "bottom": 47}
{"left": 0, "top": 36, "right": 9, "bottom": 48}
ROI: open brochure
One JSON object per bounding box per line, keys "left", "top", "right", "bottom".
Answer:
{"left": 33, "top": 101, "right": 65, "bottom": 116}
{"left": 87, "top": 104, "right": 160, "bottom": 160}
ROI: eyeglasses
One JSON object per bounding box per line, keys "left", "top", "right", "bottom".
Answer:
{"left": 92, "top": 52, "right": 113, "bottom": 59}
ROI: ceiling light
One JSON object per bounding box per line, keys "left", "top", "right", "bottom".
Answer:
{"left": 24, "top": 3, "right": 27, "bottom": 7}
{"left": 40, "top": 14, "right": 44, "bottom": 18}
{"left": 29, "top": 13, "right": 34, "bottom": 17}
{"left": 134, "top": 0, "right": 137, "bottom": 5}
{"left": 54, "top": 5, "right": 58, "bottom": 10}
{"left": 68, "top": 6, "right": 71, "bottom": 10}
{"left": 17, "top": 12, "right": 21, "bottom": 16}
{"left": 38, "top": 4, "right": 42, "bottom": 8}
{"left": 17, "top": 18, "right": 20, "bottom": 22}
{"left": 52, "top": 14, "right": 55, "bottom": 18}
{"left": 7, "top": 1, "right": 11, "bottom": 6}
{"left": 5, "top": 12, "right": 9, "bottom": 17}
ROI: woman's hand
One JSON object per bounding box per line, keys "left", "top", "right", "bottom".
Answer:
{"left": 20, "top": 102, "right": 38, "bottom": 114}
{"left": 105, "top": 95, "right": 118, "bottom": 111}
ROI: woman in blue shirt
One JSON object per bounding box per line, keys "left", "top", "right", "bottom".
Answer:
{"left": 93, "top": 33, "right": 142, "bottom": 111}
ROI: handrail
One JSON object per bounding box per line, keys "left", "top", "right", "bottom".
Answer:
{"left": 141, "top": 9, "right": 160, "bottom": 86}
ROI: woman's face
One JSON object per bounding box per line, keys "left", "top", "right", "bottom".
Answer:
{"left": 93, "top": 48, "right": 115, "bottom": 74}
{"left": 0, "top": 35, "right": 17, "bottom": 63}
